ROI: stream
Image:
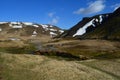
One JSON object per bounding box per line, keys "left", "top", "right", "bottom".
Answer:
{"left": 30, "top": 39, "right": 57, "bottom": 51}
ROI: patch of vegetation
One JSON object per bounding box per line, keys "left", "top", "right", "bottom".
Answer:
{"left": 59, "top": 45, "right": 120, "bottom": 59}
{"left": 93, "top": 51, "right": 120, "bottom": 59}
{"left": 34, "top": 50, "right": 84, "bottom": 61}
{"left": 0, "top": 51, "right": 46, "bottom": 80}
{"left": 80, "top": 59, "right": 120, "bottom": 80}
{"left": 0, "top": 44, "right": 36, "bottom": 54}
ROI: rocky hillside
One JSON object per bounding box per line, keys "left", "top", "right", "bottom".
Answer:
{"left": 0, "top": 22, "right": 64, "bottom": 40}
{"left": 60, "top": 7, "right": 120, "bottom": 40}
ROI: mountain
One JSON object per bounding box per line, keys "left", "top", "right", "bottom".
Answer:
{"left": 60, "top": 7, "right": 120, "bottom": 40}
{"left": 0, "top": 22, "right": 64, "bottom": 40}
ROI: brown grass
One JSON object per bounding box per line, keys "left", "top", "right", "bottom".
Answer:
{"left": 0, "top": 52, "right": 120, "bottom": 80}
{"left": 80, "top": 59, "right": 120, "bottom": 79}
{"left": 45, "top": 39, "right": 120, "bottom": 59}
{"left": 0, "top": 39, "right": 120, "bottom": 80}
{"left": 0, "top": 40, "right": 27, "bottom": 48}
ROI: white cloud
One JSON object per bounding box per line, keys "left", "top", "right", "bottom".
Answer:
{"left": 50, "top": 16, "right": 59, "bottom": 24}
{"left": 48, "top": 12, "right": 55, "bottom": 18}
{"left": 111, "top": 3, "right": 120, "bottom": 10}
{"left": 51, "top": 18, "right": 58, "bottom": 24}
{"left": 48, "top": 12, "right": 59, "bottom": 25}
{"left": 74, "top": 0, "right": 105, "bottom": 14}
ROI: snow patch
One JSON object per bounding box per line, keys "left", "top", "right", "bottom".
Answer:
{"left": 10, "top": 22, "right": 21, "bottom": 24}
{"left": 99, "top": 15, "right": 103, "bottom": 23}
{"left": 8, "top": 37, "right": 20, "bottom": 41}
{"left": 23, "top": 22, "right": 39, "bottom": 27}
{"left": 12, "top": 25, "right": 22, "bottom": 28}
{"left": 73, "top": 19, "right": 95, "bottom": 37}
{"left": 9, "top": 22, "right": 22, "bottom": 28}
{"left": 95, "top": 19, "right": 99, "bottom": 22}
{"left": 33, "top": 25, "right": 39, "bottom": 28}
{"left": 33, "top": 31, "right": 37, "bottom": 35}
{"left": 41, "top": 24, "right": 49, "bottom": 31}
{"left": 92, "top": 22, "right": 96, "bottom": 27}
{"left": 32, "top": 31, "right": 37, "bottom": 37}
{"left": 0, "top": 22, "right": 8, "bottom": 24}
{"left": 50, "top": 32, "right": 57, "bottom": 37}
{"left": 50, "top": 25, "right": 53, "bottom": 27}
{"left": 23, "top": 22, "right": 33, "bottom": 25}
{"left": 41, "top": 24, "right": 48, "bottom": 28}
{"left": 50, "top": 29, "right": 57, "bottom": 31}
{"left": 9, "top": 24, "right": 12, "bottom": 27}
{"left": 50, "top": 32, "right": 57, "bottom": 35}
{"left": 32, "top": 35, "right": 36, "bottom": 37}
{"left": 59, "top": 30, "right": 64, "bottom": 33}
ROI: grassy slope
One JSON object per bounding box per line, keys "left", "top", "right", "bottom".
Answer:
{"left": 0, "top": 40, "right": 36, "bottom": 54}
{"left": 46, "top": 39, "right": 120, "bottom": 59}
{"left": 0, "top": 52, "right": 120, "bottom": 80}
{"left": 80, "top": 59, "right": 120, "bottom": 79}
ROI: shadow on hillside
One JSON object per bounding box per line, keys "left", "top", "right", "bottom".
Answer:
{"left": 33, "top": 50, "right": 88, "bottom": 61}
{"left": 0, "top": 46, "right": 88, "bottom": 61}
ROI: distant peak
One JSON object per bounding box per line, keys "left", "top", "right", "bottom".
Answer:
{"left": 114, "top": 7, "right": 120, "bottom": 13}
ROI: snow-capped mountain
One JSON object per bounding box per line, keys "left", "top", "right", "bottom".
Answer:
{"left": 0, "top": 22, "right": 64, "bottom": 39}
{"left": 59, "top": 7, "right": 120, "bottom": 40}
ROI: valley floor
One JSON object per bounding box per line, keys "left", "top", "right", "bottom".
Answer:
{"left": 0, "top": 39, "right": 120, "bottom": 80}
{"left": 0, "top": 52, "right": 120, "bottom": 80}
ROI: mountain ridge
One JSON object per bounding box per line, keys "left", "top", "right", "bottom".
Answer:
{"left": 0, "top": 22, "right": 64, "bottom": 40}
{"left": 59, "top": 7, "right": 120, "bottom": 40}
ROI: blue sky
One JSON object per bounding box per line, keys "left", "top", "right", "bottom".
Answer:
{"left": 0, "top": 0, "right": 120, "bottom": 29}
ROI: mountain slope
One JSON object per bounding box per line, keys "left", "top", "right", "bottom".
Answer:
{"left": 0, "top": 22, "right": 64, "bottom": 40}
{"left": 60, "top": 7, "right": 120, "bottom": 40}
{"left": 81, "top": 7, "right": 120, "bottom": 40}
